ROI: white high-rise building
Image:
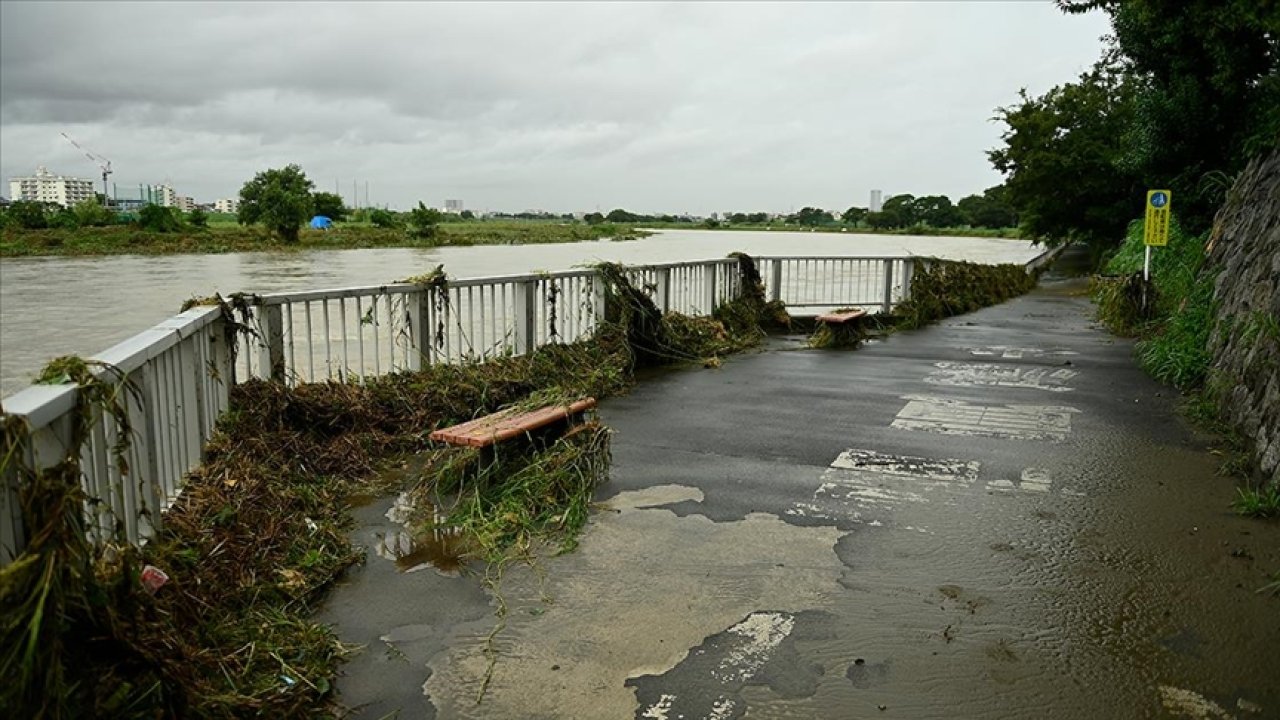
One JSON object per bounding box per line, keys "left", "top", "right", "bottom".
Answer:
{"left": 154, "top": 184, "right": 178, "bottom": 207}
{"left": 8, "top": 167, "right": 96, "bottom": 207}
{"left": 214, "top": 198, "right": 239, "bottom": 213}
{"left": 869, "top": 189, "right": 883, "bottom": 213}
{"left": 445, "top": 198, "right": 463, "bottom": 213}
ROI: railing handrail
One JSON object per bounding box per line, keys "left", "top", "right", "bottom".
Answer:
{"left": 253, "top": 257, "right": 743, "bottom": 306}
{"left": 1, "top": 305, "right": 223, "bottom": 432}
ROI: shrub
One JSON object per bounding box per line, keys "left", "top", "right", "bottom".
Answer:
{"left": 136, "top": 204, "right": 185, "bottom": 233}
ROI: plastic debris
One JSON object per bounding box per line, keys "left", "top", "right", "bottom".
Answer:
{"left": 140, "top": 565, "right": 170, "bottom": 594}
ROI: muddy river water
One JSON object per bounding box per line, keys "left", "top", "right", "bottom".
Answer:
{"left": 0, "top": 229, "right": 1039, "bottom": 396}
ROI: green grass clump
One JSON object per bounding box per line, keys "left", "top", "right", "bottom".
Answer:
{"left": 1135, "top": 271, "right": 1217, "bottom": 390}
{"left": 1234, "top": 486, "right": 1280, "bottom": 518}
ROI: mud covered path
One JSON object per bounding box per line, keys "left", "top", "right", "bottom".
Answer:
{"left": 322, "top": 268, "right": 1280, "bottom": 719}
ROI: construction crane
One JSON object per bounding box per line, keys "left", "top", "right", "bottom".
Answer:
{"left": 60, "top": 132, "right": 112, "bottom": 206}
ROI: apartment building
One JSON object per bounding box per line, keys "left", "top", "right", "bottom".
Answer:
{"left": 8, "top": 167, "right": 96, "bottom": 207}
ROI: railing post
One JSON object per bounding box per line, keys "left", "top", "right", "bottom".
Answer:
{"left": 132, "top": 365, "right": 164, "bottom": 542}
{"left": 656, "top": 267, "right": 671, "bottom": 313}
{"left": 407, "top": 288, "right": 433, "bottom": 370}
{"left": 209, "top": 315, "right": 233, "bottom": 400}
{"left": 704, "top": 264, "right": 718, "bottom": 314}
{"left": 901, "top": 260, "right": 915, "bottom": 303}
{"left": 258, "top": 304, "right": 286, "bottom": 382}
{"left": 513, "top": 279, "right": 537, "bottom": 355}
{"left": 769, "top": 260, "right": 783, "bottom": 303}
{"left": 592, "top": 276, "right": 608, "bottom": 327}
{"left": 882, "top": 260, "right": 895, "bottom": 313}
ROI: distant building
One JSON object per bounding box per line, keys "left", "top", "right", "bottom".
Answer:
{"left": 869, "top": 189, "right": 883, "bottom": 213}
{"left": 153, "top": 184, "right": 178, "bottom": 207}
{"left": 8, "top": 167, "right": 96, "bottom": 207}
{"left": 175, "top": 196, "right": 196, "bottom": 212}
{"left": 445, "top": 198, "right": 463, "bottom": 213}
{"left": 213, "top": 198, "right": 239, "bottom": 213}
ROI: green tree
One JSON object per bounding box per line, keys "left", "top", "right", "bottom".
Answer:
{"left": 5, "top": 201, "right": 49, "bottom": 229}
{"left": 311, "top": 191, "right": 348, "bottom": 222}
{"left": 237, "top": 164, "right": 315, "bottom": 243}
{"left": 841, "top": 206, "right": 868, "bottom": 225}
{"left": 460, "top": 209, "right": 475, "bottom": 220}
{"left": 583, "top": 212, "right": 605, "bottom": 225}
{"left": 1057, "top": 0, "right": 1280, "bottom": 230}
{"left": 187, "top": 208, "right": 209, "bottom": 228}
{"left": 408, "top": 201, "right": 443, "bottom": 239}
{"left": 957, "top": 185, "right": 1018, "bottom": 228}
{"left": 912, "top": 196, "right": 962, "bottom": 227}
{"left": 865, "top": 211, "right": 895, "bottom": 230}
{"left": 989, "top": 59, "right": 1140, "bottom": 254}
{"left": 606, "top": 208, "right": 638, "bottom": 223}
{"left": 790, "top": 207, "right": 833, "bottom": 226}
{"left": 137, "top": 204, "right": 185, "bottom": 233}
{"left": 72, "top": 198, "right": 115, "bottom": 227}
{"left": 369, "top": 208, "right": 399, "bottom": 228}
{"left": 879, "top": 194, "right": 918, "bottom": 228}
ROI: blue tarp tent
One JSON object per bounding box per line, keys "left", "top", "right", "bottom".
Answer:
{"left": 310, "top": 215, "right": 333, "bottom": 230}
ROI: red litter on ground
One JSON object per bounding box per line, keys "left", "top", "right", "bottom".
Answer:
{"left": 140, "top": 565, "right": 170, "bottom": 594}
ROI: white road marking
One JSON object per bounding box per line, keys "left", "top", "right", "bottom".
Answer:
{"left": 830, "top": 448, "right": 980, "bottom": 484}
{"left": 892, "top": 395, "right": 1079, "bottom": 442}
{"left": 713, "top": 612, "right": 795, "bottom": 683}
{"left": 924, "top": 361, "right": 1078, "bottom": 393}
{"left": 640, "top": 694, "right": 676, "bottom": 719}
{"left": 965, "top": 346, "right": 1078, "bottom": 359}
{"left": 1157, "top": 685, "right": 1235, "bottom": 719}
{"left": 789, "top": 450, "right": 982, "bottom": 532}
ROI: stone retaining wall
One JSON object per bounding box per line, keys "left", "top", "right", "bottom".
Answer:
{"left": 1206, "top": 147, "right": 1280, "bottom": 485}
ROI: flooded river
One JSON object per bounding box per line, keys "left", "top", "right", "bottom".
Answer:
{"left": 0, "top": 229, "right": 1039, "bottom": 397}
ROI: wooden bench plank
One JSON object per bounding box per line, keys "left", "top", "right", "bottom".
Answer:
{"left": 429, "top": 398, "right": 597, "bottom": 448}
{"left": 815, "top": 309, "right": 867, "bottom": 324}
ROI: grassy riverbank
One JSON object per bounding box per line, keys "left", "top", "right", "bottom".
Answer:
{"left": 0, "top": 221, "right": 649, "bottom": 257}
{"left": 0, "top": 219, "right": 1026, "bottom": 258}
{"left": 641, "top": 221, "right": 1024, "bottom": 239}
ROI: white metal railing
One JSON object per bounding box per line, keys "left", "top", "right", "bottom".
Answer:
{"left": 758, "top": 256, "right": 914, "bottom": 311}
{"left": 0, "top": 254, "right": 916, "bottom": 563}
{"left": 0, "top": 306, "right": 230, "bottom": 559}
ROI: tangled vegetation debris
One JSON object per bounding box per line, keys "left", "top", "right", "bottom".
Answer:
{"left": 1, "top": 255, "right": 778, "bottom": 718}
{"left": 892, "top": 259, "right": 1038, "bottom": 331}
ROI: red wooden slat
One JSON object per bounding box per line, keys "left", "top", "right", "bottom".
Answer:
{"left": 815, "top": 309, "right": 867, "bottom": 324}
{"left": 429, "top": 398, "right": 597, "bottom": 448}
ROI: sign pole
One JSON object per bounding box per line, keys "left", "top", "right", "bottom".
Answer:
{"left": 1143, "top": 189, "right": 1171, "bottom": 283}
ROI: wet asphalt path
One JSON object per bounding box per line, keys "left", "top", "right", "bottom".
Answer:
{"left": 322, "top": 269, "right": 1280, "bottom": 719}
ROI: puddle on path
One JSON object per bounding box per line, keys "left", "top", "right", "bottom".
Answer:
{"left": 374, "top": 491, "right": 470, "bottom": 577}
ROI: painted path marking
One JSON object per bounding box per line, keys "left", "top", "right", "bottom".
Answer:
{"left": 786, "top": 449, "right": 979, "bottom": 533}
{"left": 892, "top": 395, "right": 1080, "bottom": 442}
{"left": 964, "top": 346, "right": 1078, "bottom": 360}
{"left": 925, "top": 361, "right": 1078, "bottom": 393}
{"left": 632, "top": 611, "right": 799, "bottom": 720}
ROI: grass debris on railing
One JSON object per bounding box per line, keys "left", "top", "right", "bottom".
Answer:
{"left": 892, "top": 258, "right": 1037, "bottom": 330}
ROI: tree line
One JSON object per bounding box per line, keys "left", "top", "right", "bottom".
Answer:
{"left": 988, "top": 0, "right": 1278, "bottom": 258}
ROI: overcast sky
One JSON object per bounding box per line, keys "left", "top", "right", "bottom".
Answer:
{"left": 0, "top": 2, "right": 1109, "bottom": 215}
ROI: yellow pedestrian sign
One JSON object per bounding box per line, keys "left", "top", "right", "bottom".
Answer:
{"left": 1144, "top": 190, "right": 1171, "bottom": 247}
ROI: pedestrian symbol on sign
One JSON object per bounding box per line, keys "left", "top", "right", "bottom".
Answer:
{"left": 1150, "top": 191, "right": 1169, "bottom": 209}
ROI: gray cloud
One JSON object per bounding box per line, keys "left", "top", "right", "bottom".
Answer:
{"left": 0, "top": 1, "right": 1109, "bottom": 214}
